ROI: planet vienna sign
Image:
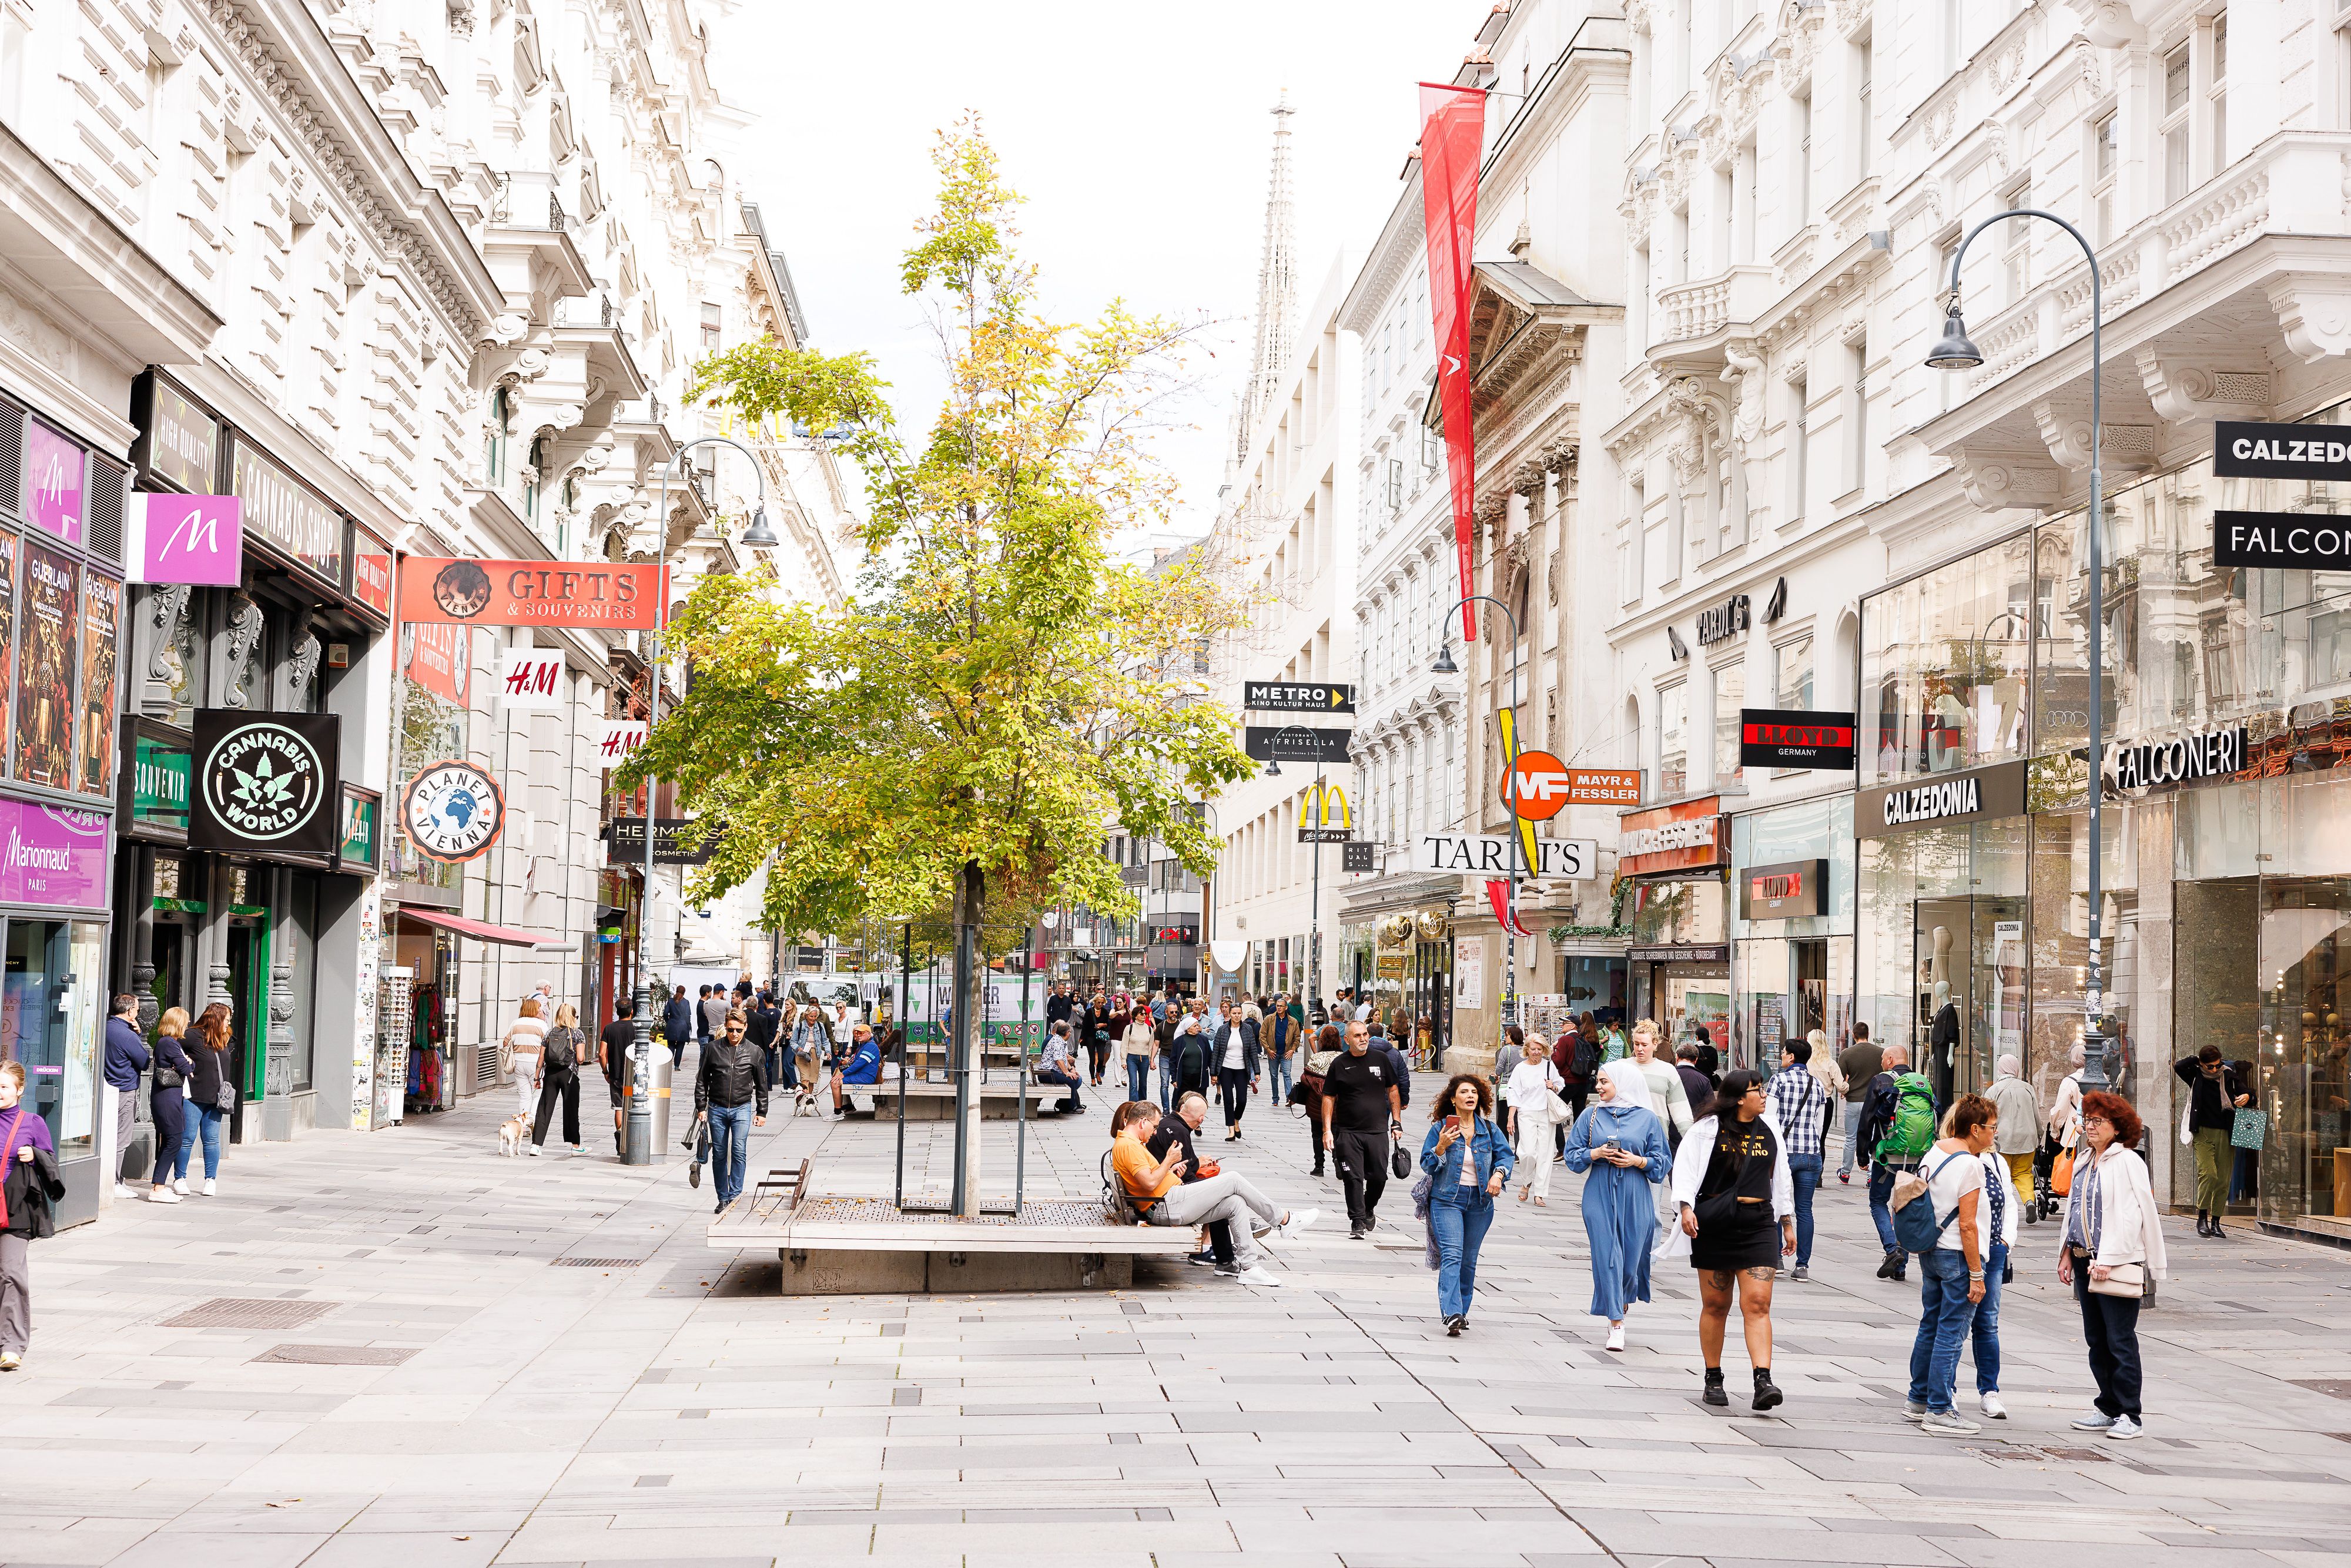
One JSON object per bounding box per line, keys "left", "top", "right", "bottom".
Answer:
{"left": 190, "top": 711, "right": 340, "bottom": 855}
{"left": 402, "top": 760, "right": 505, "bottom": 863}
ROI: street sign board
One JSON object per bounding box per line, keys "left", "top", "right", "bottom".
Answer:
{"left": 1342, "top": 843, "right": 1376, "bottom": 872}
{"left": 1297, "top": 826, "right": 1353, "bottom": 843}
{"left": 1245, "top": 681, "right": 1355, "bottom": 713}
{"left": 1504, "top": 749, "right": 1572, "bottom": 820}
{"left": 1244, "top": 725, "right": 1351, "bottom": 763}
{"left": 1739, "top": 708, "right": 1857, "bottom": 770}
{"left": 1414, "top": 833, "right": 1595, "bottom": 879}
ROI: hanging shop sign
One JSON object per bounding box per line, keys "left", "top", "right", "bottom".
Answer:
{"left": 0, "top": 798, "right": 108, "bottom": 909}
{"left": 2107, "top": 723, "right": 2249, "bottom": 792}
{"left": 2212, "top": 421, "right": 2351, "bottom": 481}
{"left": 1696, "top": 592, "right": 1750, "bottom": 645}
{"left": 1245, "top": 679, "right": 1355, "bottom": 713}
{"left": 140, "top": 376, "right": 219, "bottom": 493}
{"left": 2212, "top": 510, "right": 2351, "bottom": 571}
{"left": 1563, "top": 768, "right": 1643, "bottom": 805}
{"left": 190, "top": 710, "right": 341, "bottom": 855}
{"left": 495, "top": 648, "right": 567, "bottom": 709}
{"left": 230, "top": 435, "right": 345, "bottom": 589}
{"left": 401, "top": 759, "right": 504, "bottom": 863}
{"left": 1297, "top": 780, "right": 1351, "bottom": 841}
{"left": 397, "top": 557, "right": 668, "bottom": 629}
{"left": 22, "top": 420, "right": 84, "bottom": 546}
{"left": 339, "top": 785, "right": 380, "bottom": 869}
{"left": 402, "top": 621, "right": 470, "bottom": 707}
{"left": 129, "top": 733, "right": 190, "bottom": 832}
{"left": 605, "top": 815, "right": 714, "bottom": 866}
{"left": 1854, "top": 759, "right": 2027, "bottom": 839}
{"left": 350, "top": 532, "right": 392, "bottom": 618}
{"left": 1739, "top": 709, "right": 1857, "bottom": 770}
{"left": 1740, "top": 858, "right": 1829, "bottom": 920}
{"left": 1342, "top": 842, "right": 1377, "bottom": 872}
{"left": 1244, "top": 725, "right": 1350, "bottom": 763}
{"left": 1617, "top": 798, "right": 1726, "bottom": 875}
{"left": 125, "top": 493, "right": 243, "bottom": 587}
{"left": 1414, "top": 832, "right": 1595, "bottom": 879}
{"left": 595, "top": 719, "right": 649, "bottom": 768}
{"left": 1504, "top": 749, "right": 1573, "bottom": 820}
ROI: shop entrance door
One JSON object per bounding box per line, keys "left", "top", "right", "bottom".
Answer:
{"left": 225, "top": 922, "right": 269, "bottom": 1142}
{"left": 1913, "top": 896, "right": 2027, "bottom": 1105}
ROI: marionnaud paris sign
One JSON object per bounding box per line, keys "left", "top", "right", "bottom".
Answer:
{"left": 1415, "top": 833, "right": 1595, "bottom": 879}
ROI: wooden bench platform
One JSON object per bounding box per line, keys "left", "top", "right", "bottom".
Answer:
{"left": 859, "top": 1078, "right": 1068, "bottom": 1120}
{"left": 708, "top": 1183, "right": 1191, "bottom": 1295}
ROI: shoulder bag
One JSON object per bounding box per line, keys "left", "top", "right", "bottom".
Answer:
{"left": 2086, "top": 1260, "right": 2147, "bottom": 1298}
{"left": 2231, "top": 1107, "right": 2266, "bottom": 1150}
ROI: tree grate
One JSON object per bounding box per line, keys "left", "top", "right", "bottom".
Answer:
{"left": 251, "top": 1343, "right": 417, "bottom": 1366}
{"left": 162, "top": 1298, "right": 339, "bottom": 1330}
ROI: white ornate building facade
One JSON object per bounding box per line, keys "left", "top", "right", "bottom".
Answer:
{"left": 0, "top": 0, "right": 842, "bottom": 1217}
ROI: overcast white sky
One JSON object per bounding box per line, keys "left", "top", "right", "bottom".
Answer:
{"left": 720, "top": 1, "right": 1491, "bottom": 551}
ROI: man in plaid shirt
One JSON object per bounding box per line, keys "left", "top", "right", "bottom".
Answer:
{"left": 1766, "top": 1038, "right": 1831, "bottom": 1281}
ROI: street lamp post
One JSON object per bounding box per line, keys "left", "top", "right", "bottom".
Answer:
{"left": 624, "top": 437, "right": 776, "bottom": 1167}
{"left": 1196, "top": 800, "right": 1221, "bottom": 998}
{"left": 1432, "top": 592, "right": 1525, "bottom": 1032}
{"left": 1264, "top": 724, "right": 1329, "bottom": 1013}
{"left": 1927, "top": 209, "right": 2112, "bottom": 1092}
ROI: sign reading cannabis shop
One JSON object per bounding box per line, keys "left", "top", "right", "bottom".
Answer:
{"left": 189, "top": 710, "right": 341, "bottom": 855}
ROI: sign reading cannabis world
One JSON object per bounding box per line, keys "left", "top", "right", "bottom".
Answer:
{"left": 190, "top": 710, "right": 341, "bottom": 855}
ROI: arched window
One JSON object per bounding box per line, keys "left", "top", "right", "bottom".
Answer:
{"left": 524, "top": 433, "right": 549, "bottom": 521}
{"left": 485, "top": 386, "right": 513, "bottom": 484}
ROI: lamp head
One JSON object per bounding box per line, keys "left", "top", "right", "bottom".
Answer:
{"left": 1924, "top": 309, "right": 1984, "bottom": 371}
{"left": 739, "top": 505, "right": 780, "bottom": 549}
{"left": 1265, "top": 758, "right": 1282, "bottom": 778}
{"left": 1431, "top": 642, "right": 1459, "bottom": 675}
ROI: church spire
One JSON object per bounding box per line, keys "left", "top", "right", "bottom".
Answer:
{"left": 1243, "top": 93, "right": 1299, "bottom": 444}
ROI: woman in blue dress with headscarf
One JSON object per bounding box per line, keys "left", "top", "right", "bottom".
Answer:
{"left": 1563, "top": 1059, "right": 1674, "bottom": 1352}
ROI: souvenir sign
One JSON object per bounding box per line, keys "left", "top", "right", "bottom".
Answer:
{"left": 190, "top": 711, "right": 340, "bottom": 855}
{"left": 397, "top": 557, "right": 668, "bottom": 629}
{"left": 402, "top": 759, "right": 504, "bottom": 863}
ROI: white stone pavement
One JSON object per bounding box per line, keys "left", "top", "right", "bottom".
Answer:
{"left": 2, "top": 1063, "right": 2349, "bottom": 1568}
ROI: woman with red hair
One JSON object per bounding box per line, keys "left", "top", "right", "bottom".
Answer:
{"left": 2057, "top": 1091, "right": 2165, "bottom": 1440}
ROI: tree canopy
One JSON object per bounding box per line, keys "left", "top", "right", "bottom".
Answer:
{"left": 624, "top": 122, "right": 1254, "bottom": 949}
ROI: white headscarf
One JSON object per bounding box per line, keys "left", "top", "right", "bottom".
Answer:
{"left": 1599, "top": 1058, "right": 1657, "bottom": 1118}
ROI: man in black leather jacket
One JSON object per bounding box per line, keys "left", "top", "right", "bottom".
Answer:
{"left": 693, "top": 1011, "right": 767, "bottom": 1212}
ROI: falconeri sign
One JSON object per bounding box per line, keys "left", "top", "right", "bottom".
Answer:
{"left": 2108, "top": 724, "right": 2249, "bottom": 792}
{"left": 402, "top": 760, "right": 504, "bottom": 863}
{"left": 190, "top": 711, "right": 341, "bottom": 855}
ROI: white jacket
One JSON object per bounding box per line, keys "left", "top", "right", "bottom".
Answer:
{"left": 1670, "top": 1112, "right": 1795, "bottom": 1222}
{"left": 2065, "top": 1144, "right": 2168, "bottom": 1279}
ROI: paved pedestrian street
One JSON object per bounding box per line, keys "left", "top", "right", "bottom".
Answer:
{"left": 5, "top": 1087, "right": 2350, "bottom": 1568}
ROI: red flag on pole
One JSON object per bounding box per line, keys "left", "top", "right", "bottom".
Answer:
{"left": 1418, "top": 82, "right": 1486, "bottom": 641}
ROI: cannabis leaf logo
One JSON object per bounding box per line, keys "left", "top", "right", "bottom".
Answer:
{"left": 228, "top": 751, "right": 297, "bottom": 814}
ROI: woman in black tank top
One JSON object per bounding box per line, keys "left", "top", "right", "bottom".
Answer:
{"left": 1673, "top": 1070, "right": 1794, "bottom": 1411}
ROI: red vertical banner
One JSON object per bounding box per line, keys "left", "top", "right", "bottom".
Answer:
{"left": 1418, "top": 82, "right": 1486, "bottom": 641}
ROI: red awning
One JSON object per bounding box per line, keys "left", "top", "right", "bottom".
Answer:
{"left": 396, "top": 907, "right": 564, "bottom": 949}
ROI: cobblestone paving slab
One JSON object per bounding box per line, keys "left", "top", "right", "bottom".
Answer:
{"left": 2, "top": 1059, "right": 2349, "bottom": 1566}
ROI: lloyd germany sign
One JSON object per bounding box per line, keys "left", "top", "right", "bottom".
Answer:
{"left": 1414, "top": 833, "right": 1595, "bottom": 879}
{"left": 190, "top": 711, "right": 341, "bottom": 855}
{"left": 1739, "top": 709, "right": 1856, "bottom": 770}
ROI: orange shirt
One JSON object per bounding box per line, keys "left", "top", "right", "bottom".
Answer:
{"left": 1113, "top": 1131, "right": 1176, "bottom": 1201}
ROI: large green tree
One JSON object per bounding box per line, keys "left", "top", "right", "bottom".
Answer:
{"left": 626, "top": 126, "right": 1251, "bottom": 1176}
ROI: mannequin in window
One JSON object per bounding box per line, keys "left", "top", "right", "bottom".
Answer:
{"left": 1928, "top": 979, "right": 1959, "bottom": 1111}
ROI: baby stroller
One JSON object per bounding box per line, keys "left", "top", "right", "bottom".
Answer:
{"left": 2030, "top": 1132, "right": 2065, "bottom": 1224}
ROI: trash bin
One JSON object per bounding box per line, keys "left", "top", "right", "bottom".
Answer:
{"left": 649, "top": 1042, "right": 674, "bottom": 1158}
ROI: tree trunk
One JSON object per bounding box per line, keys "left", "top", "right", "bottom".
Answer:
{"left": 950, "top": 859, "right": 986, "bottom": 1215}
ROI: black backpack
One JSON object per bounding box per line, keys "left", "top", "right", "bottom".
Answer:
{"left": 543, "top": 1027, "right": 579, "bottom": 1072}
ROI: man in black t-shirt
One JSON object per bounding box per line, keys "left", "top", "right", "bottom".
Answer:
{"left": 598, "top": 1000, "right": 639, "bottom": 1155}
{"left": 1319, "top": 1020, "right": 1402, "bottom": 1238}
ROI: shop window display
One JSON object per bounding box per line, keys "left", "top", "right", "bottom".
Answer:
{"left": 1861, "top": 532, "right": 2034, "bottom": 786}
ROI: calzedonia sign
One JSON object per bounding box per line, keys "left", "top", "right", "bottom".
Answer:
{"left": 190, "top": 711, "right": 341, "bottom": 855}
{"left": 1855, "top": 760, "right": 2026, "bottom": 839}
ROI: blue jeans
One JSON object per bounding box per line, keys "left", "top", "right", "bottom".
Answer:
{"left": 1157, "top": 1058, "right": 1174, "bottom": 1111}
{"left": 1970, "top": 1242, "right": 2007, "bottom": 1393}
{"left": 1268, "top": 1052, "right": 1294, "bottom": 1101}
{"left": 1906, "top": 1248, "right": 1981, "bottom": 1414}
{"left": 1840, "top": 1101, "right": 1866, "bottom": 1175}
{"left": 1125, "top": 1056, "right": 1151, "bottom": 1102}
{"left": 1036, "top": 1066, "right": 1083, "bottom": 1111}
{"left": 1428, "top": 1197, "right": 1495, "bottom": 1321}
{"left": 1868, "top": 1160, "right": 1915, "bottom": 1255}
{"left": 1787, "top": 1152, "right": 1823, "bottom": 1267}
{"left": 178, "top": 1104, "right": 226, "bottom": 1180}
{"left": 705, "top": 1101, "right": 753, "bottom": 1205}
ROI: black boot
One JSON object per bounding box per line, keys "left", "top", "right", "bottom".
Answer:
{"left": 1752, "top": 1366, "right": 1784, "bottom": 1412}
{"left": 1877, "top": 1250, "right": 1904, "bottom": 1281}
{"left": 1702, "top": 1368, "right": 1728, "bottom": 1408}
{"left": 2209, "top": 1217, "right": 2229, "bottom": 1238}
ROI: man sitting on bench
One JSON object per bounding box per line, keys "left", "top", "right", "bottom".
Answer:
{"left": 830, "top": 1020, "right": 882, "bottom": 1117}
{"left": 1037, "top": 1020, "right": 1087, "bottom": 1114}
{"left": 1109, "top": 1098, "right": 1314, "bottom": 1288}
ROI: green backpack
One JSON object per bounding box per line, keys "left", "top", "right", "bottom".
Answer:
{"left": 1875, "top": 1071, "right": 1938, "bottom": 1162}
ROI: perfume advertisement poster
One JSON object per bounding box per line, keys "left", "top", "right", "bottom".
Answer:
{"left": 16, "top": 544, "right": 79, "bottom": 790}
{"left": 0, "top": 533, "right": 18, "bottom": 769}
{"left": 79, "top": 572, "right": 119, "bottom": 797}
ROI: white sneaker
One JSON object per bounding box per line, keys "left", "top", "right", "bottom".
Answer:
{"left": 2105, "top": 1415, "right": 2143, "bottom": 1440}
{"left": 146, "top": 1187, "right": 180, "bottom": 1204}
{"left": 1233, "top": 1265, "right": 1285, "bottom": 1288}
{"left": 1280, "top": 1207, "right": 1319, "bottom": 1241}
{"left": 527, "top": 1144, "right": 541, "bottom": 1157}
{"left": 1980, "top": 1392, "right": 2008, "bottom": 1420}
{"left": 1605, "top": 1324, "right": 1626, "bottom": 1352}
{"left": 172, "top": 1177, "right": 187, "bottom": 1195}
{"left": 201, "top": 1178, "right": 216, "bottom": 1197}
{"left": 114, "top": 1182, "right": 137, "bottom": 1198}
{"left": 2070, "top": 1409, "right": 2117, "bottom": 1430}
{"left": 1920, "top": 1409, "right": 1981, "bottom": 1436}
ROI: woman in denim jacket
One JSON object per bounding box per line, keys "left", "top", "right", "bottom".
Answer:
{"left": 1419, "top": 1073, "right": 1516, "bottom": 1336}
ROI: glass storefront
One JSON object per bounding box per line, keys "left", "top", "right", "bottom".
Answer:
{"left": 1731, "top": 794, "right": 1855, "bottom": 1070}
{"left": 1627, "top": 876, "right": 1728, "bottom": 1051}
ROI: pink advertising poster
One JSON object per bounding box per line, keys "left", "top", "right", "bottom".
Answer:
{"left": 0, "top": 798, "right": 107, "bottom": 908}
{"left": 22, "top": 421, "right": 85, "bottom": 546}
